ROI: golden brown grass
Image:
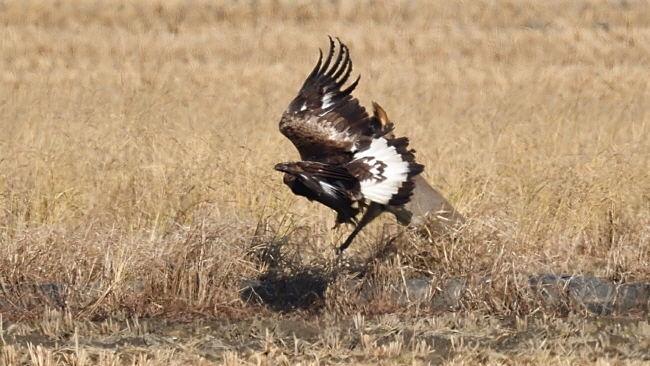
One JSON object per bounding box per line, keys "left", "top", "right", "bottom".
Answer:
{"left": 1, "top": 0, "right": 650, "bottom": 364}
{"left": 3, "top": 309, "right": 650, "bottom": 365}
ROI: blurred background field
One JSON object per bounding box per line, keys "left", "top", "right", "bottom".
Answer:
{"left": 1, "top": 0, "right": 650, "bottom": 364}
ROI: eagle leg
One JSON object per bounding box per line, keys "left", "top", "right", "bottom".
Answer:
{"left": 336, "top": 202, "right": 384, "bottom": 254}
{"left": 332, "top": 211, "right": 359, "bottom": 230}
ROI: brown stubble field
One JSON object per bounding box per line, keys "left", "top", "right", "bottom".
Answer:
{"left": 1, "top": 0, "right": 650, "bottom": 364}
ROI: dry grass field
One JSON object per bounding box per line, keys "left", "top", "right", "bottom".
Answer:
{"left": 1, "top": 0, "right": 650, "bottom": 364}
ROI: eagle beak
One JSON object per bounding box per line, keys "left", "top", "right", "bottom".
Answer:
{"left": 274, "top": 163, "right": 287, "bottom": 172}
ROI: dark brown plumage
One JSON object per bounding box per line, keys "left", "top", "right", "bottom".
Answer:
{"left": 274, "top": 161, "right": 361, "bottom": 225}
{"left": 275, "top": 37, "right": 424, "bottom": 253}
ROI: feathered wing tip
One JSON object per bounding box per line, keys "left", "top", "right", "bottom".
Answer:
{"left": 346, "top": 137, "right": 424, "bottom": 206}
{"left": 300, "top": 36, "right": 360, "bottom": 99}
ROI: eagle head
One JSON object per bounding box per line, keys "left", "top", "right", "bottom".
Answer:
{"left": 274, "top": 163, "right": 313, "bottom": 201}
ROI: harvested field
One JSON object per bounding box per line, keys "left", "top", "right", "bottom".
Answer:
{"left": 1, "top": 0, "right": 649, "bottom": 364}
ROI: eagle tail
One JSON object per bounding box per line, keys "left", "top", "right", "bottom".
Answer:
{"left": 347, "top": 137, "right": 424, "bottom": 206}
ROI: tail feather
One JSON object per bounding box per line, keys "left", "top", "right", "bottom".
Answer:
{"left": 346, "top": 137, "right": 424, "bottom": 205}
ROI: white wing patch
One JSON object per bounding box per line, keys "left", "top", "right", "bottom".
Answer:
{"left": 319, "top": 181, "right": 337, "bottom": 197}
{"left": 321, "top": 93, "right": 334, "bottom": 110}
{"left": 318, "top": 93, "right": 337, "bottom": 117}
{"left": 352, "top": 138, "right": 410, "bottom": 204}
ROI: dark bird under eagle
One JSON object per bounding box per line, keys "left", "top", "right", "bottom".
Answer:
{"left": 275, "top": 37, "right": 424, "bottom": 253}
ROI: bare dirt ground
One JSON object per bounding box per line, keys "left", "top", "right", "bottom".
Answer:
{"left": 3, "top": 309, "right": 650, "bottom": 365}
{"left": 1, "top": 0, "right": 650, "bottom": 364}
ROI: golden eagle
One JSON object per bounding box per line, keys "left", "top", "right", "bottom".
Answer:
{"left": 275, "top": 37, "right": 424, "bottom": 253}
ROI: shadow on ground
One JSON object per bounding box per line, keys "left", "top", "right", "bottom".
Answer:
{"left": 239, "top": 271, "right": 331, "bottom": 312}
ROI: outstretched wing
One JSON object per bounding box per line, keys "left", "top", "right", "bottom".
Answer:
{"left": 279, "top": 37, "right": 390, "bottom": 165}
